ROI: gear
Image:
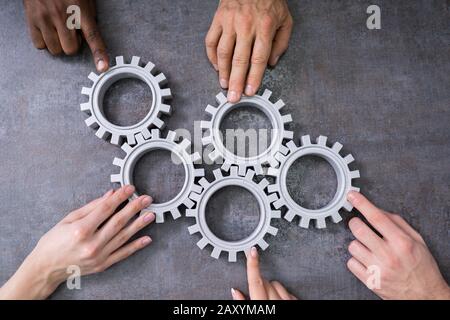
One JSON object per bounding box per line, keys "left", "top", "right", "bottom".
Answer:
{"left": 267, "top": 135, "right": 360, "bottom": 229}
{"left": 81, "top": 56, "right": 172, "bottom": 146}
{"left": 186, "top": 166, "right": 281, "bottom": 262}
{"left": 110, "top": 129, "right": 205, "bottom": 223}
{"left": 201, "top": 90, "right": 293, "bottom": 176}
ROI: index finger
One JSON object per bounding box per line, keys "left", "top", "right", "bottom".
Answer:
{"left": 81, "top": 15, "right": 109, "bottom": 72}
{"left": 347, "top": 191, "right": 404, "bottom": 241}
{"left": 246, "top": 247, "right": 268, "bottom": 300}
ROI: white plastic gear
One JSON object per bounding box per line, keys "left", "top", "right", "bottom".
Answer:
{"left": 81, "top": 56, "right": 172, "bottom": 146}
{"left": 186, "top": 166, "right": 281, "bottom": 262}
{"left": 267, "top": 135, "right": 361, "bottom": 229}
{"left": 110, "top": 129, "right": 205, "bottom": 223}
{"left": 201, "top": 90, "right": 293, "bottom": 176}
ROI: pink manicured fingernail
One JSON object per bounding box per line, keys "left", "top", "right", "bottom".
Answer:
{"left": 141, "top": 196, "right": 152, "bottom": 207}
{"left": 347, "top": 191, "right": 358, "bottom": 204}
{"left": 97, "top": 60, "right": 106, "bottom": 72}
{"left": 227, "top": 90, "right": 238, "bottom": 102}
{"left": 142, "top": 237, "right": 152, "bottom": 246}
{"left": 143, "top": 212, "right": 155, "bottom": 223}
{"left": 231, "top": 288, "right": 236, "bottom": 298}
{"left": 125, "top": 185, "right": 135, "bottom": 193}
{"left": 250, "top": 246, "right": 258, "bottom": 258}
{"left": 220, "top": 78, "right": 228, "bottom": 89}
{"left": 245, "top": 85, "right": 254, "bottom": 95}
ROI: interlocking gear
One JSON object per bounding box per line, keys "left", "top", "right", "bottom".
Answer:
{"left": 111, "top": 129, "right": 205, "bottom": 223}
{"left": 186, "top": 166, "right": 281, "bottom": 262}
{"left": 267, "top": 135, "right": 360, "bottom": 229}
{"left": 81, "top": 56, "right": 172, "bottom": 146}
{"left": 201, "top": 90, "right": 293, "bottom": 176}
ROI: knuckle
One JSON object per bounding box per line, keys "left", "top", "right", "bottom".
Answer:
{"left": 73, "top": 226, "right": 88, "bottom": 240}
{"left": 205, "top": 37, "right": 216, "bottom": 48}
{"left": 251, "top": 55, "right": 268, "bottom": 66}
{"left": 232, "top": 54, "right": 249, "bottom": 67}
{"left": 397, "top": 237, "right": 414, "bottom": 254}
{"left": 251, "top": 277, "right": 264, "bottom": 287}
{"left": 260, "top": 14, "right": 276, "bottom": 31}
{"left": 82, "top": 244, "right": 99, "bottom": 259}
{"left": 217, "top": 47, "right": 232, "bottom": 60}
{"left": 384, "top": 255, "right": 400, "bottom": 269}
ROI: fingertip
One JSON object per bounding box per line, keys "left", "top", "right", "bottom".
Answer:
{"left": 141, "top": 195, "right": 152, "bottom": 207}
{"left": 96, "top": 59, "right": 108, "bottom": 73}
{"left": 143, "top": 211, "right": 155, "bottom": 223}
{"left": 269, "top": 55, "right": 280, "bottom": 67}
{"left": 250, "top": 246, "right": 258, "bottom": 259}
{"left": 347, "top": 190, "right": 361, "bottom": 205}
{"left": 124, "top": 184, "right": 135, "bottom": 194}
{"left": 227, "top": 90, "right": 240, "bottom": 103}
{"left": 245, "top": 84, "right": 256, "bottom": 96}
{"left": 141, "top": 236, "right": 152, "bottom": 246}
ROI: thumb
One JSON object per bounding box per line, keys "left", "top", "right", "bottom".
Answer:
{"left": 81, "top": 15, "right": 109, "bottom": 72}
{"left": 231, "top": 288, "right": 246, "bottom": 300}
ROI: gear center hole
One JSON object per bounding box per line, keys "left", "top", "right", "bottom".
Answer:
{"left": 206, "top": 186, "right": 260, "bottom": 242}
{"left": 103, "top": 78, "right": 153, "bottom": 127}
{"left": 133, "top": 149, "right": 185, "bottom": 204}
{"left": 286, "top": 155, "right": 338, "bottom": 210}
{"left": 219, "top": 105, "right": 273, "bottom": 157}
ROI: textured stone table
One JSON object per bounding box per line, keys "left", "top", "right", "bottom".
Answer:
{"left": 0, "top": 0, "right": 448, "bottom": 299}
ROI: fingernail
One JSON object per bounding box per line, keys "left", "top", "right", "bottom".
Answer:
{"left": 97, "top": 60, "right": 106, "bottom": 72}
{"left": 231, "top": 288, "right": 236, "bottom": 298}
{"left": 141, "top": 196, "right": 152, "bottom": 207}
{"left": 272, "top": 55, "right": 280, "bottom": 65}
{"left": 125, "top": 185, "right": 135, "bottom": 194}
{"left": 250, "top": 246, "right": 258, "bottom": 258}
{"left": 213, "top": 64, "right": 218, "bottom": 71}
{"left": 220, "top": 78, "right": 228, "bottom": 89}
{"left": 141, "top": 237, "right": 152, "bottom": 246}
{"left": 103, "top": 189, "right": 113, "bottom": 198}
{"left": 347, "top": 191, "right": 358, "bottom": 204}
{"left": 245, "top": 84, "right": 254, "bottom": 96}
{"left": 143, "top": 212, "right": 155, "bottom": 223}
{"left": 227, "top": 90, "right": 238, "bottom": 102}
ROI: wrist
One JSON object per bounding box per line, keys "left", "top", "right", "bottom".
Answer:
{"left": 0, "top": 251, "right": 64, "bottom": 300}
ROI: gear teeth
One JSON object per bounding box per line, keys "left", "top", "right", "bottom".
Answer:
{"left": 253, "top": 163, "right": 264, "bottom": 175}
{"left": 188, "top": 224, "right": 200, "bottom": 235}
{"left": 315, "top": 218, "right": 326, "bottom": 229}
{"left": 131, "top": 56, "right": 140, "bottom": 66}
{"left": 191, "top": 184, "right": 203, "bottom": 194}
{"left": 155, "top": 73, "right": 167, "bottom": 85}
{"left": 195, "top": 169, "right": 205, "bottom": 177}
{"left": 160, "top": 103, "right": 171, "bottom": 114}
{"left": 95, "top": 127, "right": 108, "bottom": 140}
{"left": 198, "top": 178, "right": 211, "bottom": 189}
{"left": 344, "top": 154, "right": 355, "bottom": 164}
{"left": 166, "top": 130, "right": 176, "bottom": 142}
{"left": 262, "top": 89, "right": 272, "bottom": 99}
{"left": 135, "top": 133, "right": 146, "bottom": 144}
{"left": 299, "top": 217, "right": 310, "bottom": 228}
{"left": 267, "top": 167, "right": 279, "bottom": 177}
{"left": 283, "top": 130, "right": 294, "bottom": 140}
{"left": 350, "top": 170, "right": 360, "bottom": 179}
{"left": 257, "top": 239, "right": 269, "bottom": 250}
{"left": 213, "top": 169, "right": 223, "bottom": 180}
{"left": 161, "top": 88, "right": 172, "bottom": 99}
{"left": 200, "top": 120, "right": 212, "bottom": 129}
{"left": 331, "top": 212, "right": 342, "bottom": 223}
{"left": 215, "top": 92, "right": 227, "bottom": 104}
{"left": 286, "top": 140, "right": 297, "bottom": 152}
{"left": 88, "top": 72, "right": 99, "bottom": 82}
{"left": 201, "top": 135, "right": 213, "bottom": 145}
{"left": 85, "top": 116, "right": 97, "bottom": 128}
{"left": 144, "top": 61, "right": 155, "bottom": 73}
{"left": 211, "top": 247, "right": 222, "bottom": 259}
{"left": 80, "top": 102, "right": 91, "bottom": 113}
{"left": 191, "top": 152, "right": 201, "bottom": 163}
{"left": 171, "top": 208, "right": 181, "bottom": 220}
{"left": 183, "top": 197, "right": 195, "bottom": 209}
{"left": 271, "top": 210, "right": 281, "bottom": 219}
{"left": 208, "top": 149, "right": 222, "bottom": 162}
{"left": 267, "top": 226, "right": 278, "bottom": 236}
{"left": 258, "top": 179, "right": 269, "bottom": 190}
{"left": 179, "top": 139, "right": 192, "bottom": 151}
{"left": 189, "top": 192, "right": 201, "bottom": 203}
{"left": 350, "top": 186, "right": 360, "bottom": 192}
{"left": 155, "top": 212, "right": 165, "bottom": 223}
{"left": 285, "top": 210, "right": 296, "bottom": 222}
{"left": 274, "top": 152, "right": 286, "bottom": 163}
{"left": 150, "top": 129, "right": 160, "bottom": 139}
{"left": 274, "top": 99, "right": 285, "bottom": 110}
{"left": 228, "top": 251, "right": 237, "bottom": 263}
{"left": 121, "top": 143, "right": 133, "bottom": 154}
{"left": 197, "top": 238, "right": 209, "bottom": 250}
{"left": 221, "top": 160, "right": 232, "bottom": 173}
{"left": 110, "top": 174, "right": 121, "bottom": 183}
{"left": 301, "top": 135, "right": 312, "bottom": 146}
{"left": 268, "top": 193, "right": 278, "bottom": 204}
{"left": 245, "top": 169, "right": 256, "bottom": 181}
{"left": 111, "top": 133, "right": 121, "bottom": 146}
{"left": 141, "top": 128, "right": 151, "bottom": 139}
{"left": 317, "top": 135, "right": 328, "bottom": 146}
{"left": 126, "top": 134, "right": 136, "bottom": 145}
{"left": 185, "top": 209, "right": 196, "bottom": 217}
{"left": 230, "top": 166, "right": 239, "bottom": 177}
{"left": 116, "top": 56, "right": 124, "bottom": 65}
{"left": 268, "top": 156, "right": 278, "bottom": 168}
{"left": 282, "top": 114, "right": 293, "bottom": 124}
{"left": 279, "top": 145, "right": 289, "bottom": 155}
{"left": 332, "top": 142, "right": 343, "bottom": 153}
{"left": 343, "top": 201, "right": 353, "bottom": 212}
{"left": 153, "top": 117, "right": 165, "bottom": 129}
{"left": 267, "top": 184, "right": 279, "bottom": 193}
{"left": 238, "top": 165, "right": 247, "bottom": 176}
{"left": 113, "top": 157, "right": 124, "bottom": 167}
{"left": 81, "top": 87, "right": 92, "bottom": 96}
{"left": 205, "top": 104, "right": 218, "bottom": 116}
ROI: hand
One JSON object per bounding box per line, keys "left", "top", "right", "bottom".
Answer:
{"left": 23, "top": 0, "right": 109, "bottom": 72}
{"left": 205, "top": 0, "right": 293, "bottom": 102}
{"left": 0, "top": 185, "right": 154, "bottom": 300}
{"left": 231, "top": 247, "right": 297, "bottom": 300}
{"left": 346, "top": 191, "right": 450, "bottom": 300}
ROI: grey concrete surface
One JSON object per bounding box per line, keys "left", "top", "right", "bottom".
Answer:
{"left": 0, "top": 0, "right": 449, "bottom": 300}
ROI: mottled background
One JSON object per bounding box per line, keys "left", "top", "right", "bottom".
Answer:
{"left": 0, "top": 0, "right": 449, "bottom": 299}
